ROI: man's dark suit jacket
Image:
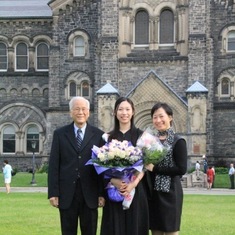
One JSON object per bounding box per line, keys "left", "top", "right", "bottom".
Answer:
{"left": 48, "top": 122, "right": 104, "bottom": 210}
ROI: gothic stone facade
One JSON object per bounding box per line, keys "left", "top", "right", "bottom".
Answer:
{"left": 0, "top": 0, "right": 235, "bottom": 171}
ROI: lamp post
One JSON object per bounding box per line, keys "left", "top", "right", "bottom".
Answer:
{"left": 31, "top": 139, "right": 37, "bottom": 185}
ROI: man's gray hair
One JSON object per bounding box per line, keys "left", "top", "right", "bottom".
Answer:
{"left": 69, "top": 96, "right": 90, "bottom": 111}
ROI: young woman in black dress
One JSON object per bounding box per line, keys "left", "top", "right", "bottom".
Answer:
{"left": 145, "top": 102, "right": 187, "bottom": 235}
{"left": 100, "top": 97, "right": 149, "bottom": 235}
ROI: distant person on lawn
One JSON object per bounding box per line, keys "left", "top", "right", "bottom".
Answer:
{"left": 3, "top": 160, "right": 13, "bottom": 194}
{"left": 228, "top": 163, "right": 235, "bottom": 189}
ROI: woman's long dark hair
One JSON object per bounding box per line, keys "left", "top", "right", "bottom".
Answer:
{"left": 108, "top": 97, "right": 140, "bottom": 144}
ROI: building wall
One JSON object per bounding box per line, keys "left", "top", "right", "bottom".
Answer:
{"left": 211, "top": 0, "right": 235, "bottom": 159}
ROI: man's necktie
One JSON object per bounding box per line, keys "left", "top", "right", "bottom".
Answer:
{"left": 76, "top": 129, "right": 82, "bottom": 150}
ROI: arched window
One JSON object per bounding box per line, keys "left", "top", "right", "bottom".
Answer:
{"left": 81, "top": 81, "right": 89, "bottom": 97}
{"left": 0, "top": 88, "right": 7, "bottom": 97}
{"left": 65, "top": 72, "right": 92, "bottom": 100}
{"left": 36, "top": 42, "right": 49, "bottom": 71}
{"left": 3, "top": 125, "right": 15, "bottom": 153}
{"left": 159, "top": 9, "right": 174, "bottom": 45}
{"left": 227, "top": 31, "right": 235, "bottom": 52}
{"left": 0, "top": 42, "right": 7, "bottom": 71}
{"left": 15, "top": 42, "right": 28, "bottom": 71}
{"left": 21, "top": 88, "right": 29, "bottom": 97}
{"left": 221, "top": 78, "right": 230, "bottom": 96}
{"left": 68, "top": 31, "right": 90, "bottom": 59}
{"left": 74, "top": 36, "right": 85, "bottom": 56}
{"left": 27, "top": 125, "right": 39, "bottom": 153}
{"left": 69, "top": 81, "right": 77, "bottom": 97}
{"left": 135, "top": 10, "right": 149, "bottom": 45}
{"left": 43, "top": 88, "right": 49, "bottom": 98}
{"left": 32, "top": 88, "right": 40, "bottom": 97}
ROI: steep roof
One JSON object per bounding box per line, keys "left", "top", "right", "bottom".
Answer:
{"left": 0, "top": 0, "right": 52, "bottom": 18}
{"left": 186, "top": 81, "right": 208, "bottom": 93}
{"left": 97, "top": 82, "right": 119, "bottom": 94}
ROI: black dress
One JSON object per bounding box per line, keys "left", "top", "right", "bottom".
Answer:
{"left": 100, "top": 129, "right": 149, "bottom": 235}
{"left": 148, "top": 134, "right": 187, "bottom": 232}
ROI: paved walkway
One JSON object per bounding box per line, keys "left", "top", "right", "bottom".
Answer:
{"left": 0, "top": 187, "right": 47, "bottom": 193}
{"left": 183, "top": 187, "right": 235, "bottom": 195}
{"left": 0, "top": 187, "right": 234, "bottom": 195}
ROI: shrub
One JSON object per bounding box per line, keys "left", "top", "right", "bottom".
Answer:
{"left": 214, "top": 167, "right": 228, "bottom": 174}
{"left": 37, "top": 162, "right": 48, "bottom": 173}
{"left": 214, "top": 159, "right": 228, "bottom": 168}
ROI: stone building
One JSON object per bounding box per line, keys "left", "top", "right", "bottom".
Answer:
{"left": 0, "top": 0, "right": 235, "bottom": 171}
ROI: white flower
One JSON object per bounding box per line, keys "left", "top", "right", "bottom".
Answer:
{"left": 97, "top": 152, "right": 106, "bottom": 162}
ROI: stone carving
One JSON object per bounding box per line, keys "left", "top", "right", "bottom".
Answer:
{"left": 99, "top": 106, "right": 113, "bottom": 133}
{"left": 191, "top": 106, "right": 204, "bottom": 132}
{"left": 191, "top": 170, "right": 207, "bottom": 188}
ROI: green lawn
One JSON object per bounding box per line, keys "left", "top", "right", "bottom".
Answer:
{"left": 0, "top": 193, "right": 234, "bottom": 235}
{"left": 9, "top": 172, "right": 48, "bottom": 187}
{"left": 181, "top": 195, "right": 235, "bottom": 235}
{"left": 1, "top": 172, "right": 233, "bottom": 234}
{"left": 7, "top": 172, "right": 231, "bottom": 188}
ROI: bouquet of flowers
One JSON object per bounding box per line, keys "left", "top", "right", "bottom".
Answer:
{"left": 136, "top": 127, "right": 168, "bottom": 165}
{"left": 86, "top": 139, "right": 143, "bottom": 209}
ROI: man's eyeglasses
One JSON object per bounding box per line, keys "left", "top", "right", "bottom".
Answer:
{"left": 72, "top": 108, "right": 88, "bottom": 113}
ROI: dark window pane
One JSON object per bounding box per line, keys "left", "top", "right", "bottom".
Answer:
{"left": 0, "top": 43, "right": 6, "bottom": 51}
{"left": 0, "top": 57, "right": 7, "bottom": 62}
{"left": 3, "top": 140, "right": 15, "bottom": 153}
{"left": 16, "top": 43, "right": 28, "bottom": 70}
{"left": 160, "top": 9, "right": 174, "bottom": 44}
{"left": 37, "top": 43, "right": 49, "bottom": 69}
{"left": 70, "top": 82, "right": 76, "bottom": 96}
{"left": 16, "top": 57, "right": 27, "bottom": 69}
{"left": 135, "top": 10, "right": 149, "bottom": 45}
{"left": 0, "top": 43, "right": 7, "bottom": 70}
{"left": 82, "top": 82, "right": 89, "bottom": 96}
{"left": 228, "top": 42, "right": 235, "bottom": 50}
{"left": 221, "top": 79, "right": 229, "bottom": 94}
{"left": 3, "top": 126, "right": 15, "bottom": 153}
{"left": 17, "top": 43, "right": 27, "bottom": 55}
{"left": 37, "top": 57, "right": 49, "bottom": 69}
{"left": 37, "top": 43, "right": 49, "bottom": 56}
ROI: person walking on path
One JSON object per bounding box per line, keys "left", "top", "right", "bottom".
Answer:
{"left": 206, "top": 166, "right": 214, "bottom": 190}
{"left": 3, "top": 160, "right": 13, "bottom": 194}
{"left": 48, "top": 96, "right": 105, "bottom": 235}
{"left": 211, "top": 166, "right": 215, "bottom": 188}
{"left": 228, "top": 163, "right": 235, "bottom": 189}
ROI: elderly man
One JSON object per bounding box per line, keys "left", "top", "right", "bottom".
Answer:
{"left": 48, "top": 96, "right": 105, "bottom": 235}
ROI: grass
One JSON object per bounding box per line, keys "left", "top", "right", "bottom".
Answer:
{"left": 0, "top": 192, "right": 102, "bottom": 235}
{"left": 213, "top": 174, "right": 230, "bottom": 188}
{"left": 0, "top": 193, "right": 61, "bottom": 235}
{"left": 0, "top": 172, "right": 233, "bottom": 234}
{"left": 181, "top": 195, "right": 235, "bottom": 235}
{"left": 0, "top": 192, "right": 234, "bottom": 235}
{"left": 8, "top": 172, "right": 48, "bottom": 187}
{"left": 7, "top": 172, "right": 231, "bottom": 188}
